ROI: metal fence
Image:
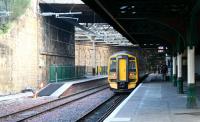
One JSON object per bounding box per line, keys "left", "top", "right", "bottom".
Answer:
{"left": 85, "top": 66, "right": 93, "bottom": 75}
{"left": 96, "top": 66, "right": 107, "bottom": 75}
{"left": 49, "top": 65, "right": 86, "bottom": 83}
{"left": 49, "top": 65, "right": 108, "bottom": 83}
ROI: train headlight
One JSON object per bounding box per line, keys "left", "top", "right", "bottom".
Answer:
{"left": 110, "top": 72, "right": 117, "bottom": 79}
{"left": 129, "top": 72, "right": 135, "bottom": 79}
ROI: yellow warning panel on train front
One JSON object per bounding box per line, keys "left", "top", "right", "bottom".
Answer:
{"left": 119, "top": 59, "right": 126, "bottom": 81}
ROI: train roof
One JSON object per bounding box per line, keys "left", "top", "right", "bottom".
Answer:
{"left": 110, "top": 51, "right": 135, "bottom": 57}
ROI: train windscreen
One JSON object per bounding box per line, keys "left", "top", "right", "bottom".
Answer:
{"left": 129, "top": 60, "right": 136, "bottom": 72}
{"left": 110, "top": 58, "right": 116, "bottom": 72}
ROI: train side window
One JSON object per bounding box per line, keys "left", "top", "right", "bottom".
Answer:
{"left": 110, "top": 58, "right": 116, "bottom": 72}
{"left": 129, "top": 60, "right": 136, "bottom": 72}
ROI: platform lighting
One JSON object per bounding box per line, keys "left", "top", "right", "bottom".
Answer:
{"left": 132, "top": 11, "right": 136, "bottom": 14}
{"left": 121, "top": 11, "right": 126, "bottom": 13}
{"left": 133, "top": 44, "right": 139, "bottom": 47}
{"left": 158, "top": 46, "right": 164, "bottom": 49}
{"left": 120, "top": 6, "right": 128, "bottom": 9}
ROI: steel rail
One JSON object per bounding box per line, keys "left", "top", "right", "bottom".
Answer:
{"left": 0, "top": 84, "right": 108, "bottom": 122}
{"left": 77, "top": 94, "right": 127, "bottom": 122}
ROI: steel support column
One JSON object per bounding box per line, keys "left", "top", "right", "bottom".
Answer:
{"left": 92, "top": 37, "right": 96, "bottom": 76}
{"left": 187, "top": 46, "right": 197, "bottom": 108}
{"left": 165, "top": 54, "right": 170, "bottom": 81}
{"left": 172, "top": 56, "right": 177, "bottom": 86}
{"left": 170, "top": 56, "right": 173, "bottom": 82}
{"left": 177, "top": 53, "right": 183, "bottom": 93}
{"left": 186, "top": 0, "right": 200, "bottom": 108}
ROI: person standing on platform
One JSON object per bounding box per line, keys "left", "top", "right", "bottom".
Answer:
{"left": 161, "top": 63, "right": 168, "bottom": 81}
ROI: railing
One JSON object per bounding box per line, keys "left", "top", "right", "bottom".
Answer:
{"left": 49, "top": 65, "right": 86, "bottom": 83}
{"left": 96, "top": 66, "right": 107, "bottom": 75}
{"left": 49, "top": 65, "right": 108, "bottom": 83}
{"left": 85, "top": 66, "right": 108, "bottom": 75}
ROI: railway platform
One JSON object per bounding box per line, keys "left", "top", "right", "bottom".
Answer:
{"left": 38, "top": 75, "right": 107, "bottom": 97}
{"left": 0, "top": 75, "right": 107, "bottom": 101}
{"left": 105, "top": 74, "right": 200, "bottom": 122}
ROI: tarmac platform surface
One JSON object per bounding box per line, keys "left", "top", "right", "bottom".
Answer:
{"left": 39, "top": 75, "right": 107, "bottom": 97}
{"left": 0, "top": 75, "right": 107, "bottom": 101}
{"left": 105, "top": 74, "right": 200, "bottom": 122}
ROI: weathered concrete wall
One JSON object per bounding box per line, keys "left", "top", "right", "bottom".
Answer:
{"left": 39, "top": 17, "right": 75, "bottom": 83}
{"left": 0, "top": 0, "right": 39, "bottom": 95}
{"left": 0, "top": 0, "right": 75, "bottom": 95}
{"left": 0, "top": 44, "right": 13, "bottom": 94}
{"left": 75, "top": 42, "right": 111, "bottom": 74}
{"left": 75, "top": 42, "right": 110, "bottom": 67}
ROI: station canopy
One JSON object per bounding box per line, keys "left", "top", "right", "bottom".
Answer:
{"left": 40, "top": 0, "right": 198, "bottom": 49}
{"left": 81, "top": 0, "right": 198, "bottom": 49}
{"left": 40, "top": 1, "right": 137, "bottom": 47}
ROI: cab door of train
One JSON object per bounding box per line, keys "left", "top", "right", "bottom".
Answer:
{"left": 118, "top": 58, "right": 127, "bottom": 81}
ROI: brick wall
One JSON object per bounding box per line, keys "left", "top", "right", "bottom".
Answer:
{"left": 75, "top": 42, "right": 110, "bottom": 67}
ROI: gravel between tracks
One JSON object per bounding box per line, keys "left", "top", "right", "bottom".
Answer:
{"left": 0, "top": 97, "right": 56, "bottom": 117}
{"left": 60, "top": 79, "right": 107, "bottom": 97}
{"left": 26, "top": 89, "right": 114, "bottom": 122}
{"left": 0, "top": 79, "right": 108, "bottom": 120}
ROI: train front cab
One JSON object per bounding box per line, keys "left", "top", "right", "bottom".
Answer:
{"left": 108, "top": 54, "right": 138, "bottom": 92}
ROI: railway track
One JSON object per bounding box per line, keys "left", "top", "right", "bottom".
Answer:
{"left": 0, "top": 84, "right": 109, "bottom": 122}
{"left": 77, "top": 94, "right": 129, "bottom": 122}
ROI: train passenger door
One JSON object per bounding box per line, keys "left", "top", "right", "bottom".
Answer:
{"left": 119, "top": 59, "right": 127, "bottom": 81}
